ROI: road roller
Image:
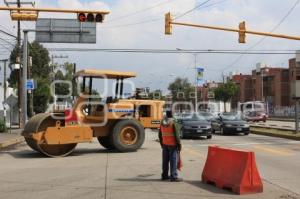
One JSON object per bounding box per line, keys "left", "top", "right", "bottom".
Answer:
{"left": 22, "top": 69, "right": 165, "bottom": 157}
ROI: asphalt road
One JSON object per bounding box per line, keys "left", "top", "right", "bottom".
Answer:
{"left": 0, "top": 131, "right": 300, "bottom": 199}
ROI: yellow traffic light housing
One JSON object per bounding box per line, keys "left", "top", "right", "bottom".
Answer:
{"left": 10, "top": 11, "right": 38, "bottom": 21}
{"left": 239, "top": 21, "right": 246, "bottom": 43}
{"left": 78, "top": 13, "right": 104, "bottom": 23}
{"left": 165, "top": 12, "right": 172, "bottom": 35}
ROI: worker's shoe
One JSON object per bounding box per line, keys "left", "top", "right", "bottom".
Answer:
{"left": 170, "top": 177, "right": 183, "bottom": 182}
{"left": 161, "top": 175, "right": 170, "bottom": 181}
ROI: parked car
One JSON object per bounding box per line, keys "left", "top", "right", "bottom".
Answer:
{"left": 198, "top": 111, "right": 214, "bottom": 122}
{"left": 211, "top": 112, "right": 250, "bottom": 135}
{"left": 176, "top": 113, "right": 212, "bottom": 139}
{"left": 243, "top": 111, "right": 267, "bottom": 122}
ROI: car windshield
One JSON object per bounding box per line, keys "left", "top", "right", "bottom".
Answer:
{"left": 182, "top": 113, "right": 207, "bottom": 121}
{"left": 198, "top": 112, "right": 213, "bottom": 119}
{"left": 221, "top": 113, "right": 242, "bottom": 121}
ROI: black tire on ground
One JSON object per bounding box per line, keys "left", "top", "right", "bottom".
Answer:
{"left": 179, "top": 129, "right": 185, "bottom": 139}
{"left": 24, "top": 137, "right": 40, "bottom": 152}
{"left": 220, "top": 127, "right": 225, "bottom": 135}
{"left": 207, "top": 134, "right": 212, "bottom": 139}
{"left": 110, "top": 119, "right": 145, "bottom": 152}
{"left": 97, "top": 136, "right": 115, "bottom": 150}
{"left": 244, "top": 131, "right": 250, "bottom": 135}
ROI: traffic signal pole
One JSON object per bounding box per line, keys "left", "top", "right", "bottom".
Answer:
{"left": 171, "top": 21, "right": 300, "bottom": 41}
{"left": 22, "top": 30, "right": 28, "bottom": 126}
{"left": 165, "top": 12, "right": 300, "bottom": 43}
{"left": 0, "top": 6, "right": 110, "bottom": 14}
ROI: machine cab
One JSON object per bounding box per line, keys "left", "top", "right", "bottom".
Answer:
{"left": 71, "top": 69, "right": 164, "bottom": 128}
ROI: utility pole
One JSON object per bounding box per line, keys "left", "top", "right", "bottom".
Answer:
{"left": 194, "top": 54, "right": 198, "bottom": 113}
{"left": 261, "top": 70, "right": 264, "bottom": 102}
{"left": 1, "top": 59, "right": 8, "bottom": 129}
{"left": 17, "top": 0, "right": 22, "bottom": 128}
{"left": 295, "top": 100, "right": 299, "bottom": 134}
{"left": 51, "top": 54, "right": 69, "bottom": 74}
{"left": 4, "top": 0, "right": 35, "bottom": 128}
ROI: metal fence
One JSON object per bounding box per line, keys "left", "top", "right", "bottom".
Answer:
{"left": 268, "top": 106, "right": 295, "bottom": 118}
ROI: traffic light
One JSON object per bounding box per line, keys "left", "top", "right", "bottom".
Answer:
{"left": 10, "top": 11, "right": 38, "bottom": 21}
{"left": 77, "top": 13, "right": 104, "bottom": 23}
{"left": 238, "top": 21, "right": 246, "bottom": 43}
{"left": 165, "top": 12, "right": 172, "bottom": 35}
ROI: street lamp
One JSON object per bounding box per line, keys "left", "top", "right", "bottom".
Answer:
{"left": 261, "top": 67, "right": 269, "bottom": 102}
{"left": 176, "top": 48, "right": 198, "bottom": 112}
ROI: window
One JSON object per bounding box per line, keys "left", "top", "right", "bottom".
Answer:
{"left": 139, "top": 105, "right": 151, "bottom": 117}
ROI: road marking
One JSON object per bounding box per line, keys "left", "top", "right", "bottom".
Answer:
{"left": 254, "top": 145, "right": 293, "bottom": 156}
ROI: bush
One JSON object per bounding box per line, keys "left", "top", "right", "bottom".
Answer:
{"left": 0, "top": 119, "right": 7, "bottom": 133}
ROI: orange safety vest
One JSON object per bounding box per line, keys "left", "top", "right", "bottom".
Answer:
{"left": 160, "top": 122, "right": 177, "bottom": 146}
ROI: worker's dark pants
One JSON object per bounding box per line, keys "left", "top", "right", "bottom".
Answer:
{"left": 162, "top": 145, "right": 178, "bottom": 179}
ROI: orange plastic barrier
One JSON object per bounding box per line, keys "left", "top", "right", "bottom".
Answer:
{"left": 202, "top": 146, "right": 263, "bottom": 195}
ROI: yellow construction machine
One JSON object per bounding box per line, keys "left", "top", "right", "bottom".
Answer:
{"left": 22, "top": 69, "right": 164, "bottom": 157}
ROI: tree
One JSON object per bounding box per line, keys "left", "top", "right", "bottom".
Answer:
{"left": 9, "top": 41, "right": 51, "bottom": 86}
{"left": 33, "top": 78, "right": 51, "bottom": 113}
{"left": 8, "top": 41, "right": 51, "bottom": 114}
{"left": 168, "top": 77, "right": 194, "bottom": 112}
{"left": 213, "top": 81, "right": 238, "bottom": 112}
{"left": 53, "top": 62, "right": 77, "bottom": 103}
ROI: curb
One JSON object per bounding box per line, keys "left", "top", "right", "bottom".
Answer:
{"left": 250, "top": 127, "right": 300, "bottom": 141}
{"left": 0, "top": 137, "right": 25, "bottom": 149}
{"left": 250, "top": 124, "right": 294, "bottom": 131}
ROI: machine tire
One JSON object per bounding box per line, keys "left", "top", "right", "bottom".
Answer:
{"left": 24, "top": 113, "right": 77, "bottom": 157}
{"left": 179, "top": 129, "right": 185, "bottom": 139}
{"left": 110, "top": 119, "right": 145, "bottom": 152}
{"left": 98, "top": 136, "right": 115, "bottom": 150}
{"left": 207, "top": 134, "right": 212, "bottom": 139}
{"left": 24, "top": 137, "right": 40, "bottom": 152}
{"left": 220, "top": 127, "right": 225, "bottom": 135}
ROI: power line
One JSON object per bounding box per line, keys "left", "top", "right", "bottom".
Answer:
{"left": 0, "top": 24, "right": 15, "bottom": 35}
{"left": 102, "top": 17, "right": 162, "bottom": 29}
{"left": 173, "top": 0, "right": 212, "bottom": 20}
{"left": 102, "top": 0, "right": 218, "bottom": 29}
{"left": 0, "top": 29, "right": 17, "bottom": 39}
{"left": 0, "top": 37, "right": 16, "bottom": 47}
{"left": 223, "top": 0, "right": 300, "bottom": 72}
{"left": 47, "top": 48, "right": 298, "bottom": 54}
{"left": 107, "top": 0, "right": 173, "bottom": 23}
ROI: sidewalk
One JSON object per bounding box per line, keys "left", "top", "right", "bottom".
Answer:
{"left": 0, "top": 129, "right": 24, "bottom": 149}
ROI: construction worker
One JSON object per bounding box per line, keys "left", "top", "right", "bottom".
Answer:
{"left": 159, "top": 112, "right": 182, "bottom": 182}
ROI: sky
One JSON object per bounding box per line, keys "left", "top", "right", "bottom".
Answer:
{"left": 0, "top": 0, "right": 300, "bottom": 94}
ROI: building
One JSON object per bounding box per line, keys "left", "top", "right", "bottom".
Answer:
{"left": 198, "top": 81, "right": 231, "bottom": 112}
{"left": 231, "top": 58, "right": 300, "bottom": 109}
{"left": 231, "top": 74, "right": 253, "bottom": 107}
